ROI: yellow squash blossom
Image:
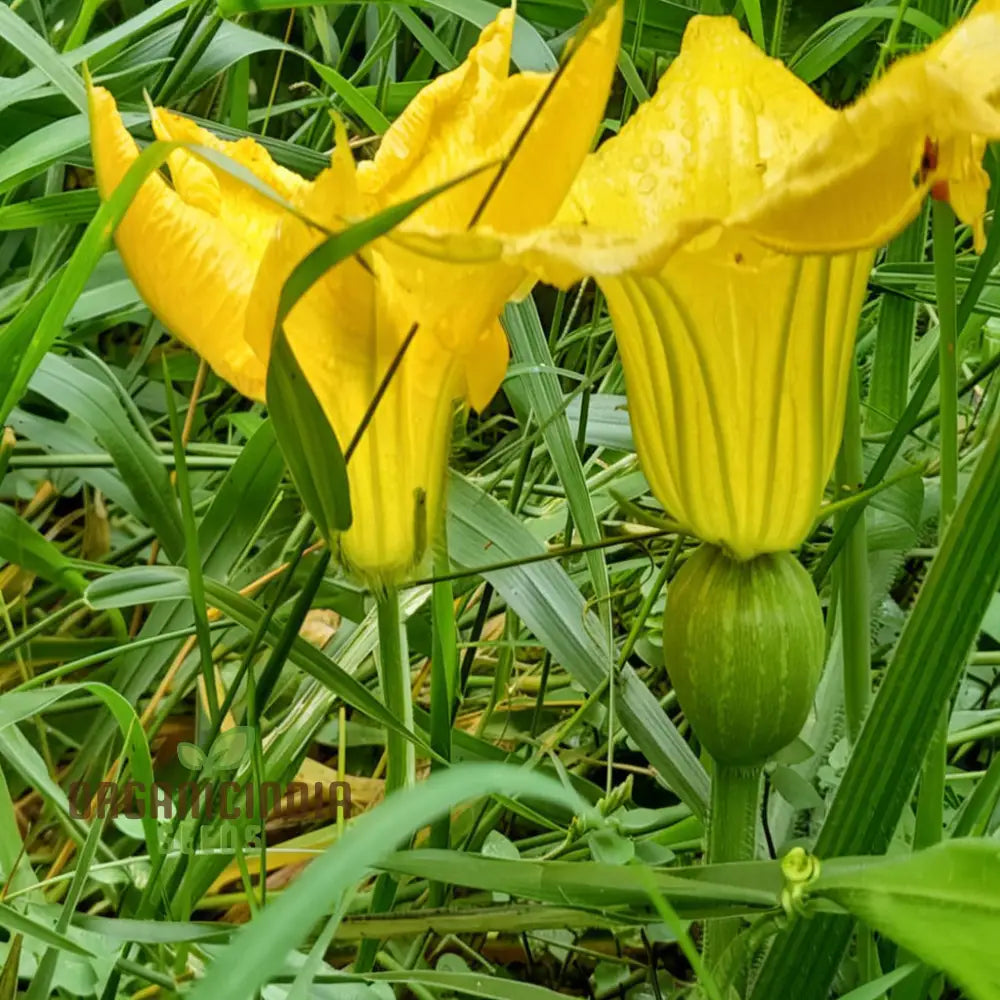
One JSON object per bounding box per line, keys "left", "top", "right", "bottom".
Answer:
{"left": 464, "top": 0, "right": 1000, "bottom": 559}
{"left": 88, "top": 2, "right": 623, "bottom": 582}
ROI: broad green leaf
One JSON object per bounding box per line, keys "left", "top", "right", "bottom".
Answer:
{"left": 566, "top": 393, "right": 633, "bottom": 451}
{"left": 814, "top": 841, "right": 1000, "bottom": 1000}
{"left": 504, "top": 299, "right": 611, "bottom": 630}
{"left": 208, "top": 727, "right": 253, "bottom": 768}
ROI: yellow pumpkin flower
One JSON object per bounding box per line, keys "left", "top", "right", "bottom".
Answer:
{"left": 459, "top": 0, "right": 1000, "bottom": 560}
{"left": 88, "top": 1, "right": 623, "bottom": 582}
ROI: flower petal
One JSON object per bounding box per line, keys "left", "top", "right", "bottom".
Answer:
{"left": 563, "top": 15, "right": 835, "bottom": 235}
{"left": 607, "top": 243, "right": 872, "bottom": 558}
{"left": 358, "top": 0, "right": 622, "bottom": 236}
{"left": 244, "top": 128, "right": 370, "bottom": 386}
{"left": 150, "top": 105, "right": 309, "bottom": 260}
{"left": 462, "top": 320, "right": 509, "bottom": 412}
{"left": 733, "top": 1, "right": 1000, "bottom": 253}
{"left": 247, "top": 136, "right": 466, "bottom": 582}
{"left": 88, "top": 84, "right": 272, "bottom": 400}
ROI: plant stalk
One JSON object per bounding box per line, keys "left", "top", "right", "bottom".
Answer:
{"left": 912, "top": 199, "right": 958, "bottom": 848}
{"left": 703, "top": 761, "right": 762, "bottom": 979}
{"left": 836, "top": 366, "right": 871, "bottom": 742}
{"left": 933, "top": 198, "right": 959, "bottom": 531}
{"left": 376, "top": 586, "right": 415, "bottom": 793}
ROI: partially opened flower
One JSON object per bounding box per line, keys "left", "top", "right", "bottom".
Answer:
{"left": 88, "top": 1, "right": 623, "bottom": 583}
{"left": 487, "top": 0, "right": 1000, "bottom": 560}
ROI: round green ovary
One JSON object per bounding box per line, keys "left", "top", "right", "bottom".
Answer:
{"left": 662, "top": 544, "right": 825, "bottom": 766}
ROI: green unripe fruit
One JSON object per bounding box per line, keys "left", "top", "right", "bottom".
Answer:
{"left": 662, "top": 544, "right": 825, "bottom": 767}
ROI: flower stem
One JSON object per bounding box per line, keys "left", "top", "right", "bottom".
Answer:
{"left": 920, "top": 200, "right": 958, "bottom": 854}
{"left": 836, "top": 366, "right": 871, "bottom": 743}
{"left": 376, "top": 586, "right": 414, "bottom": 793}
{"left": 933, "top": 198, "right": 958, "bottom": 532}
{"left": 703, "top": 761, "right": 762, "bottom": 979}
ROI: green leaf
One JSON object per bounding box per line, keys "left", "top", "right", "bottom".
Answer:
{"left": 201, "top": 576, "right": 434, "bottom": 756}
{"left": 0, "top": 190, "right": 99, "bottom": 231}
{"left": 27, "top": 356, "right": 185, "bottom": 560}
{"left": 208, "top": 727, "right": 253, "bottom": 769}
{"left": 215, "top": 0, "right": 557, "bottom": 70}
{"left": 185, "top": 764, "right": 592, "bottom": 999}
{"left": 0, "top": 5, "right": 87, "bottom": 112}
{"left": 751, "top": 356, "right": 1000, "bottom": 999}
{"left": 504, "top": 299, "right": 611, "bottom": 632}
{"left": 176, "top": 742, "right": 206, "bottom": 770}
{"left": 309, "top": 61, "right": 391, "bottom": 134}
{"left": 0, "top": 506, "right": 87, "bottom": 595}
{"left": 265, "top": 325, "right": 353, "bottom": 539}
{"left": 0, "top": 934, "right": 22, "bottom": 1000}
{"left": 814, "top": 841, "right": 1000, "bottom": 1000}
{"left": 86, "top": 567, "right": 190, "bottom": 608}
{"left": 0, "top": 905, "right": 93, "bottom": 959}
{"left": 0, "top": 137, "right": 172, "bottom": 422}
{"left": 379, "top": 848, "right": 781, "bottom": 917}
{"left": 447, "top": 473, "right": 710, "bottom": 818}
{"left": 0, "top": 683, "right": 160, "bottom": 868}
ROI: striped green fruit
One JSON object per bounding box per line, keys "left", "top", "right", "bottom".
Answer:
{"left": 663, "top": 544, "right": 825, "bottom": 767}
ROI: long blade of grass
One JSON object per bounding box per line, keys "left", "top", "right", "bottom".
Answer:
{"left": 750, "top": 365, "right": 1000, "bottom": 1000}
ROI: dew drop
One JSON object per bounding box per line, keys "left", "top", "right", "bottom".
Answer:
{"left": 637, "top": 174, "right": 657, "bottom": 195}
{"left": 650, "top": 140, "right": 664, "bottom": 158}
{"left": 632, "top": 154, "right": 649, "bottom": 172}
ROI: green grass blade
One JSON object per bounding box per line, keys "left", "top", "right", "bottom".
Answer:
{"left": 0, "top": 5, "right": 87, "bottom": 112}
{"left": 185, "top": 763, "right": 591, "bottom": 999}
{"left": 751, "top": 376, "right": 1000, "bottom": 999}
{"left": 447, "top": 472, "right": 709, "bottom": 817}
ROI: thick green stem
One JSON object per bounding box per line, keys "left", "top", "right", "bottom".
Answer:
{"left": 933, "top": 198, "right": 958, "bottom": 531}
{"left": 836, "top": 366, "right": 871, "bottom": 743}
{"left": 355, "top": 589, "right": 414, "bottom": 973}
{"left": 376, "top": 587, "right": 414, "bottom": 793}
{"left": 917, "top": 200, "right": 956, "bottom": 851}
{"left": 703, "top": 761, "right": 762, "bottom": 978}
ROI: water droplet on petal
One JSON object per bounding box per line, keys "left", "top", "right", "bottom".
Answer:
{"left": 632, "top": 154, "right": 649, "bottom": 172}
{"left": 637, "top": 174, "right": 657, "bottom": 195}
{"left": 650, "top": 140, "right": 664, "bottom": 158}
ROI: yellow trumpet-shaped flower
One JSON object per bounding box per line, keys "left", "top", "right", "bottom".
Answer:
{"left": 88, "top": 1, "right": 623, "bottom": 582}
{"left": 465, "top": 0, "right": 1000, "bottom": 559}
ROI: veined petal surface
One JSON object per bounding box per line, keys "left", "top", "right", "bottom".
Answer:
{"left": 608, "top": 241, "right": 872, "bottom": 558}
{"left": 88, "top": 85, "right": 285, "bottom": 400}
